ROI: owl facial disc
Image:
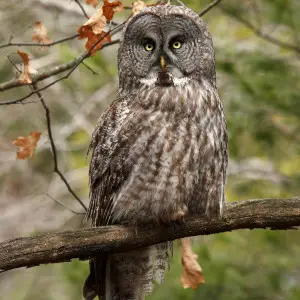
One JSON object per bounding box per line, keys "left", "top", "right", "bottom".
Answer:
{"left": 139, "top": 59, "right": 190, "bottom": 87}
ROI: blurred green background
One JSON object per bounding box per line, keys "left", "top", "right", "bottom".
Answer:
{"left": 0, "top": 0, "right": 300, "bottom": 299}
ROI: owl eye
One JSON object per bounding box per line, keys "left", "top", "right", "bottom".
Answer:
{"left": 171, "top": 41, "right": 182, "bottom": 49}
{"left": 144, "top": 43, "right": 155, "bottom": 51}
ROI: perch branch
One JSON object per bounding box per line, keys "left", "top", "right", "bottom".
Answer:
{"left": 1, "top": 197, "right": 300, "bottom": 272}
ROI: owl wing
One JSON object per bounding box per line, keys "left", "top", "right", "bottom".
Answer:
{"left": 86, "top": 99, "right": 134, "bottom": 226}
{"left": 84, "top": 99, "right": 136, "bottom": 299}
{"left": 83, "top": 98, "right": 171, "bottom": 300}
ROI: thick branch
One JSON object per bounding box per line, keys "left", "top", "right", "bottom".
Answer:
{"left": 1, "top": 197, "right": 300, "bottom": 272}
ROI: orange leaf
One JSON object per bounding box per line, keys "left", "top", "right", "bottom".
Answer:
{"left": 87, "top": 31, "right": 111, "bottom": 54}
{"left": 32, "top": 21, "right": 52, "bottom": 45}
{"left": 79, "top": 8, "right": 107, "bottom": 35}
{"left": 17, "top": 50, "right": 33, "bottom": 84}
{"left": 78, "top": 7, "right": 112, "bottom": 54}
{"left": 85, "top": 0, "right": 98, "bottom": 7}
{"left": 12, "top": 132, "right": 41, "bottom": 160}
{"left": 132, "top": 0, "right": 147, "bottom": 15}
{"left": 102, "top": 0, "right": 123, "bottom": 21}
{"left": 181, "top": 238, "right": 205, "bottom": 289}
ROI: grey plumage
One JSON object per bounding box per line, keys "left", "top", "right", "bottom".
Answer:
{"left": 83, "top": 4, "right": 228, "bottom": 300}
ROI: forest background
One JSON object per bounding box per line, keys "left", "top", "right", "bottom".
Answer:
{"left": 0, "top": 0, "right": 300, "bottom": 299}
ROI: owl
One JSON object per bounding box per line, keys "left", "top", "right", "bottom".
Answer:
{"left": 83, "top": 4, "right": 228, "bottom": 300}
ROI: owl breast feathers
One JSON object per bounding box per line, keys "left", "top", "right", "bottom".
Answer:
{"left": 83, "top": 4, "right": 228, "bottom": 300}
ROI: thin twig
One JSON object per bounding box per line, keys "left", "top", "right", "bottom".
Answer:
{"left": 7, "top": 55, "right": 21, "bottom": 73}
{"left": 199, "top": 0, "right": 222, "bottom": 17}
{"left": 175, "top": 0, "right": 186, "bottom": 6}
{"left": 220, "top": 5, "right": 300, "bottom": 54}
{"left": 74, "top": 0, "right": 89, "bottom": 19}
{"left": 0, "top": 34, "right": 79, "bottom": 49}
{"left": 81, "top": 61, "right": 99, "bottom": 75}
{"left": 32, "top": 83, "right": 87, "bottom": 211}
{"left": 46, "top": 193, "right": 85, "bottom": 215}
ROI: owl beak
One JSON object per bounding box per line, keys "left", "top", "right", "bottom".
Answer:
{"left": 160, "top": 56, "right": 166, "bottom": 71}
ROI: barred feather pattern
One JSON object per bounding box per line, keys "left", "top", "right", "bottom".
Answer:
{"left": 84, "top": 78, "right": 228, "bottom": 300}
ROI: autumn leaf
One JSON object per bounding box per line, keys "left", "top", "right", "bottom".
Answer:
{"left": 12, "top": 132, "right": 41, "bottom": 160}
{"left": 78, "top": 7, "right": 112, "bottom": 54}
{"left": 132, "top": 0, "right": 147, "bottom": 15}
{"left": 17, "top": 50, "right": 36, "bottom": 84}
{"left": 102, "top": 0, "right": 123, "bottom": 21}
{"left": 85, "top": 0, "right": 98, "bottom": 7}
{"left": 84, "top": 30, "right": 111, "bottom": 54}
{"left": 80, "top": 8, "right": 107, "bottom": 35}
{"left": 181, "top": 238, "right": 205, "bottom": 289}
{"left": 32, "top": 21, "right": 52, "bottom": 45}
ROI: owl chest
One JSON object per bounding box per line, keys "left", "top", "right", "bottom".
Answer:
{"left": 110, "top": 96, "right": 225, "bottom": 224}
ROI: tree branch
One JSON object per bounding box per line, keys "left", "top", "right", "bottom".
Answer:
{"left": 0, "top": 39, "right": 120, "bottom": 94}
{"left": 74, "top": 0, "right": 89, "bottom": 19}
{"left": 199, "top": 0, "right": 222, "bottom": 17}
{"left": 34, "top": 84, "right": 87, "bottom": 211}
{"left": 220, "top": 5, "right": 300, "bottom": 54}
{"left": 1, "top": 197, "right": 300, "bottom": 272}
{"left": 0, "top": 34, "right": 79, "bottom": 50}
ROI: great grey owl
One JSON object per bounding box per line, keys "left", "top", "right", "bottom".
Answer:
{"left": 83, "top": 4, "right": 228, "bottom": 300}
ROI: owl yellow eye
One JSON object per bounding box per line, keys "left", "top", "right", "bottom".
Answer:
{"left": 172, "top": 41, "right": 182, "bottom": 49}
{"left": 144, "top": 43, "right": 154, "bottom": 51}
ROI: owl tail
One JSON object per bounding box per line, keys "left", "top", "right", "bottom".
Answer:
{"left": 83, "top": 242, "right": 172, "bottom": 300}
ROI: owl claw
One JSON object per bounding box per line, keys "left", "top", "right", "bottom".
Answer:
{"left": 170, "top": 205, "right": 188, "bottom": 222}
{"left": 160, "top": 205, "right": 188, "bottom": 225}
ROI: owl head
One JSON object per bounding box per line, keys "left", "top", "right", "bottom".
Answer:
{"left": 118, "top": 5, "right": 216, "bottom": 90}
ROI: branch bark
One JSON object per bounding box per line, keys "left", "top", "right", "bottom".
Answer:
{"left": 1, "top": 197, "right": 300, "bottom": 272}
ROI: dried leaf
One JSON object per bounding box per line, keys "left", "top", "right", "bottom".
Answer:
{"left": 17, "top": 50, "right": 33, "bottom": 84}
{"left": 86, "top": 31, "right": 111, "bottom": 54}
{"left": 32, "top": 21, "right": 52, "bottom": 45}
{"left": 78, "top": 7, "right": 113, "bottom": 54}
{"left": 80, "top": 8, "right": 107, "bottom": 35}
{"left": 12, "top": 132, "right": 41, "bottom": 160}
{"left": 85, "top": 0, "right": 98, "bottom": 7}
{"left": 132, "top": 0, "right": 147, "bottom": 15}
{"left": 102, "top": 0, "right": 123, "bottom": 21}
{"left": 181, "top": 238, "right": 205, "bottom": 289}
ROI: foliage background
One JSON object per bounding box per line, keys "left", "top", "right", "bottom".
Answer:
{"left": 0, "top": 0, "right": 300, "bottom": 299}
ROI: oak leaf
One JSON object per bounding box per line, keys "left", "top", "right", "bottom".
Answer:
{"left": 80, "top": 8, "right": 107, "bottom": 35}
{"left": 132, "top": 0, "right": 147, "bottom": 15}
{"left": 78, "top": 7, "right": 113, "bottom": 54}
{"left": 102, "top": 0, "right": 123, "bottom": 21}
{"left": 17, "top": 50, "right": 35, "bottom": 84}
{"left": 181, "top": 238, "right": 205, "bottom": 289}
{"left": 85, "top": 0, "right": 98, "bottom": 7}
{"left": 12, "top": 132, "right": 41, "bottom": 160}
{"left": 32, "top": 21, "right": 52, "bottom": 45}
